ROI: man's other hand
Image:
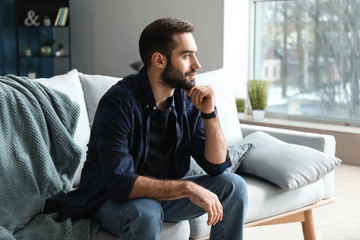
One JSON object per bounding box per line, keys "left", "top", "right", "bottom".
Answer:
{"left": 186, "top": 181, "right": 223, "bottom": 226}
{"left": 184, "top": 85, "right": 215, "bottom": 114}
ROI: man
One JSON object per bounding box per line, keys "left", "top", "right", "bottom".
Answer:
{"left": 44, "top": 17, "right": 248, "bottom": 239}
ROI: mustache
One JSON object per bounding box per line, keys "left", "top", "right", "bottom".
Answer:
{"left": 186, "top": 70, "right": 197, "bottom": 76}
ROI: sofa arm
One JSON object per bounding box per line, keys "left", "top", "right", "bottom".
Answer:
{"left": 240, "top": 124, "right": 336, "bottom": 157}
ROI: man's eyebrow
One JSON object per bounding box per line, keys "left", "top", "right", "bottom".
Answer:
{"left": 180, "top": 50, "right": 196, "bottom": 55}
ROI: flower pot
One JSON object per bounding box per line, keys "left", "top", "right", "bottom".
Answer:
{"left": 28, "top": 72, "right": 36, "bottom": 79}
{"left": 55, "top": 49, "right": 64, "bottom": 56}
{"left": 24, "top": 49, "right": 32, "bottom": 56}
{"left": 43, "top": 18, "right": 51, "bottom": 26}
{"left": 252, "top": 110, "right": 265, "bottom": 120}
{"left": 40, "top": 46, "right": 52, "bottom": 56}
{"left": 237, "top": 112, "right": 245, "bottom": 119}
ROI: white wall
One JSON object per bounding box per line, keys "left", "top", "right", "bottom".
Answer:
{"left": 69, "top": 0, "right": 224, "bottom": 77}
{"left": 223, "top": 0, "right": 250, "bottom": 99}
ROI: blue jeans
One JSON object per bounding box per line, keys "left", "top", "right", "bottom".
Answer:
{"left": 94, "top": 173, "right": 248, "bottom": 240}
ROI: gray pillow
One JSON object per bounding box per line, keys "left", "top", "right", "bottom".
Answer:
{"left": 185, "top": 143, "right": 254, "bottom": 176}
{"left": 237, "top": 131, "right": 342, "bottom": 190}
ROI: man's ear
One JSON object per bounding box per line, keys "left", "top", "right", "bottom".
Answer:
{"left": 151, "top": 52, "right": 167, "bottom": 69}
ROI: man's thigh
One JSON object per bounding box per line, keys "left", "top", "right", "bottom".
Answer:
{"left": 95, "top": 198, "right": 163, "bottom": 237}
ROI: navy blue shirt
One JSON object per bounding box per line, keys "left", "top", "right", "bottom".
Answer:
{"left": 140, "top": 106, "right": 177, "bottom": 179}
{"left": 44, "top": 68, "right": 231, "bottom": 219}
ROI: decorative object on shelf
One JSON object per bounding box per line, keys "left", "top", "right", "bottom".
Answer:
{"left": 43, "top": 15, "right": 51, "bottom": 26}
{"left": 54, "top": 7, "right": 69, "bottom": 26}
{"left": 40, "top": 31, "right": 56, "bottom": 56}
{"left": 55, "top": 43, "right": 64, "bottom": 56}
{"left": 28, "top": 69, "right": 36, "bottom": 79}
{"left": 247, "top": 79, "right": 269, "bottom": 120}
{"left": 24, "top": 44, "right": 31, "bottom": 56}
{"left": 235, "top": 98, "right": 246, "bottom": 119}
{"left": 24, "top": 10, "right": 40, "bottom": 26}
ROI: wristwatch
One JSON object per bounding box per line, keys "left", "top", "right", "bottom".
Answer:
{"left": 201, "top": 107, "right": 218, "bottom": 119}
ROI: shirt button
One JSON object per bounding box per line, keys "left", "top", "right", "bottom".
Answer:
{"left": 153, "top": 106, "right": 157, "bottom": 110}
{"left": 146, "top": 105, "right": 149, "bottom": 109}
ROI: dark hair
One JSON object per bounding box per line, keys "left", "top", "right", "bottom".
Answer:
{"left": 139, "top": 17, "right": 194, "bottom": 67}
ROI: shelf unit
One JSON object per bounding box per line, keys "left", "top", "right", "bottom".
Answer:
{"left": 15, "top": 0, "right": 71, "bottom": 78}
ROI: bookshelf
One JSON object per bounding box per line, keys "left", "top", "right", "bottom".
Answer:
{"left": 15, "top": 0, "right": 71, "bottom": 78}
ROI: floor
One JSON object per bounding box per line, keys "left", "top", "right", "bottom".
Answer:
{"left": 244, "top": 164, "right": 360, "bottom": 240}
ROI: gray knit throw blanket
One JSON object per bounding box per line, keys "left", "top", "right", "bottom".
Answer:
{"left": 0, "top": 75, "right": 98, "bottom": 240}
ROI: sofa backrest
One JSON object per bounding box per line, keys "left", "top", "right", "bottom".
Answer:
{"left": 78, "top": 72, "right": 122, "bottom": 126}
{"left": 195, "top": 69, "right": 243, "bottom": 146}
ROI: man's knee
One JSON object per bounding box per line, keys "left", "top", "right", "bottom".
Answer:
{"left": 217, "top": 173, "right": 248, "bottom": 203}
{"left": 128, "top": 199, "right": 164, "bottom": 230}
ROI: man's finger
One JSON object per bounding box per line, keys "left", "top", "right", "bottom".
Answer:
{"left": 207, "top": 208, "right": 214, "bottom": 226}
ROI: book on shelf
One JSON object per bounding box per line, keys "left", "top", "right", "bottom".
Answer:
{"left": 54, "top": 7, "right": 69, "bottom": 26}
{"left": 54, "top": 8, "right": 62, "bottom": 26}
{"left": 57, "top": 7, "right": 65, "bottom": 26}
{"left": 60, "top": 7, "right": 69, "bottom": 26}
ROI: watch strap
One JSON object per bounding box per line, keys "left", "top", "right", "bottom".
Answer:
{"left": 201, "top": 107, "right": 218, "bottom": 119}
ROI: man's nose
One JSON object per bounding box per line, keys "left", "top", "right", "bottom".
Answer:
{"left": 193, "top": 56, "right": 201, "bottom": 70}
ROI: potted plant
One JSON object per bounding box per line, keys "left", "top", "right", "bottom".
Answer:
{"left": 247, "top": 79, "right": 269, "bottom": 120}
{"left": 43, "top": 15, "right": 51, "bottom": 26}
{"left": 40, "top": 31, "right": 56, "bottom": 56}
{"left": 235, "top": 98, "right": 246, "bottom": 119}
{"left": 24, "top": 44, "right": 32, "bottom": 56}
{"left": 55, "top": 43, "right": 64, "bottom": 56}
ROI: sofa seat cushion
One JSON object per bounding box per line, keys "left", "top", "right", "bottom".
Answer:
{"left": 243, "top": 172, "right": 333, "bottom": 223}
{"left": 35, "top": 69, "right": 90, "bottom": 187}
{"left": 188, "top": 214, "right": 211, "bottom": 239}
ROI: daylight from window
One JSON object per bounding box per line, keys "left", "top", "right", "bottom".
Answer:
{"left": 252, "top": 0, "right": 360, "bottom": 124}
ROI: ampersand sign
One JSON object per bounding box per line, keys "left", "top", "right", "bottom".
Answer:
{"left": 24, "top": 10, "right": 40, "bottom": 26}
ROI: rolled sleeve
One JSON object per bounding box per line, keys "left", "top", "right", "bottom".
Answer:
{"left": 190, "top": 113, "right": 231, "bottom": 176}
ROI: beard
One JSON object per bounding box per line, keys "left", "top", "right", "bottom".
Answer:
{"left": 161, "top": 59, "right": 196, "bottom": 90}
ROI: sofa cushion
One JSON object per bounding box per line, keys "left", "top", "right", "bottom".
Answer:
{"left": 188, "top": 214, "right": 210, "bottom": 239}
{"left": 35, "top": 69, "right": 90, "bottom": 187}
{"left": 237, "top": 131, "right": 342, "bottom": 190}
{"left": 78, "top": 72, "right": 122, "bottom": 126}
{"left": 186, "top": 142, "right": 254, "bottom": 176}
{"left": 196, "top": 69, "right": 243, "bottom": 145}
{"left": 244, "top": 172, "right": 333, "bottom": 223}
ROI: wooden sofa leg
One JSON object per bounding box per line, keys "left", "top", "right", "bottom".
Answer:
{"left": 301, "top": 209, "right": 316, "bottom": 240}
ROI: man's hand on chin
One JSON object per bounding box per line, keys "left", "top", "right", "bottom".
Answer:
{"left": 184, "top": 85, "right": 215, "bottom": 114}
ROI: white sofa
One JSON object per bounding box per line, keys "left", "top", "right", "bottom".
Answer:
{"left": 33, "top": 68, "right": 337, "bottom": 240}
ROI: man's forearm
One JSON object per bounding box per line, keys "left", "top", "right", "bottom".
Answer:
{"left": 203, "top": 116, "right": 227, "bottom": 164}
{"left": 129, "top": 175, "right": 224, "bottom": 226}
{"left": 128, "top": 175, "right": 192, "bottom": 200}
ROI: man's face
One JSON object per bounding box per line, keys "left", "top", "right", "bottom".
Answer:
{"left": 161, "top": 33, "right": 201, "bottom": 90}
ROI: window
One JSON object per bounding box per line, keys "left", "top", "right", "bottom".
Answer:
{"left": 251, "top": 0, "right": 360, "bottom": 125}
